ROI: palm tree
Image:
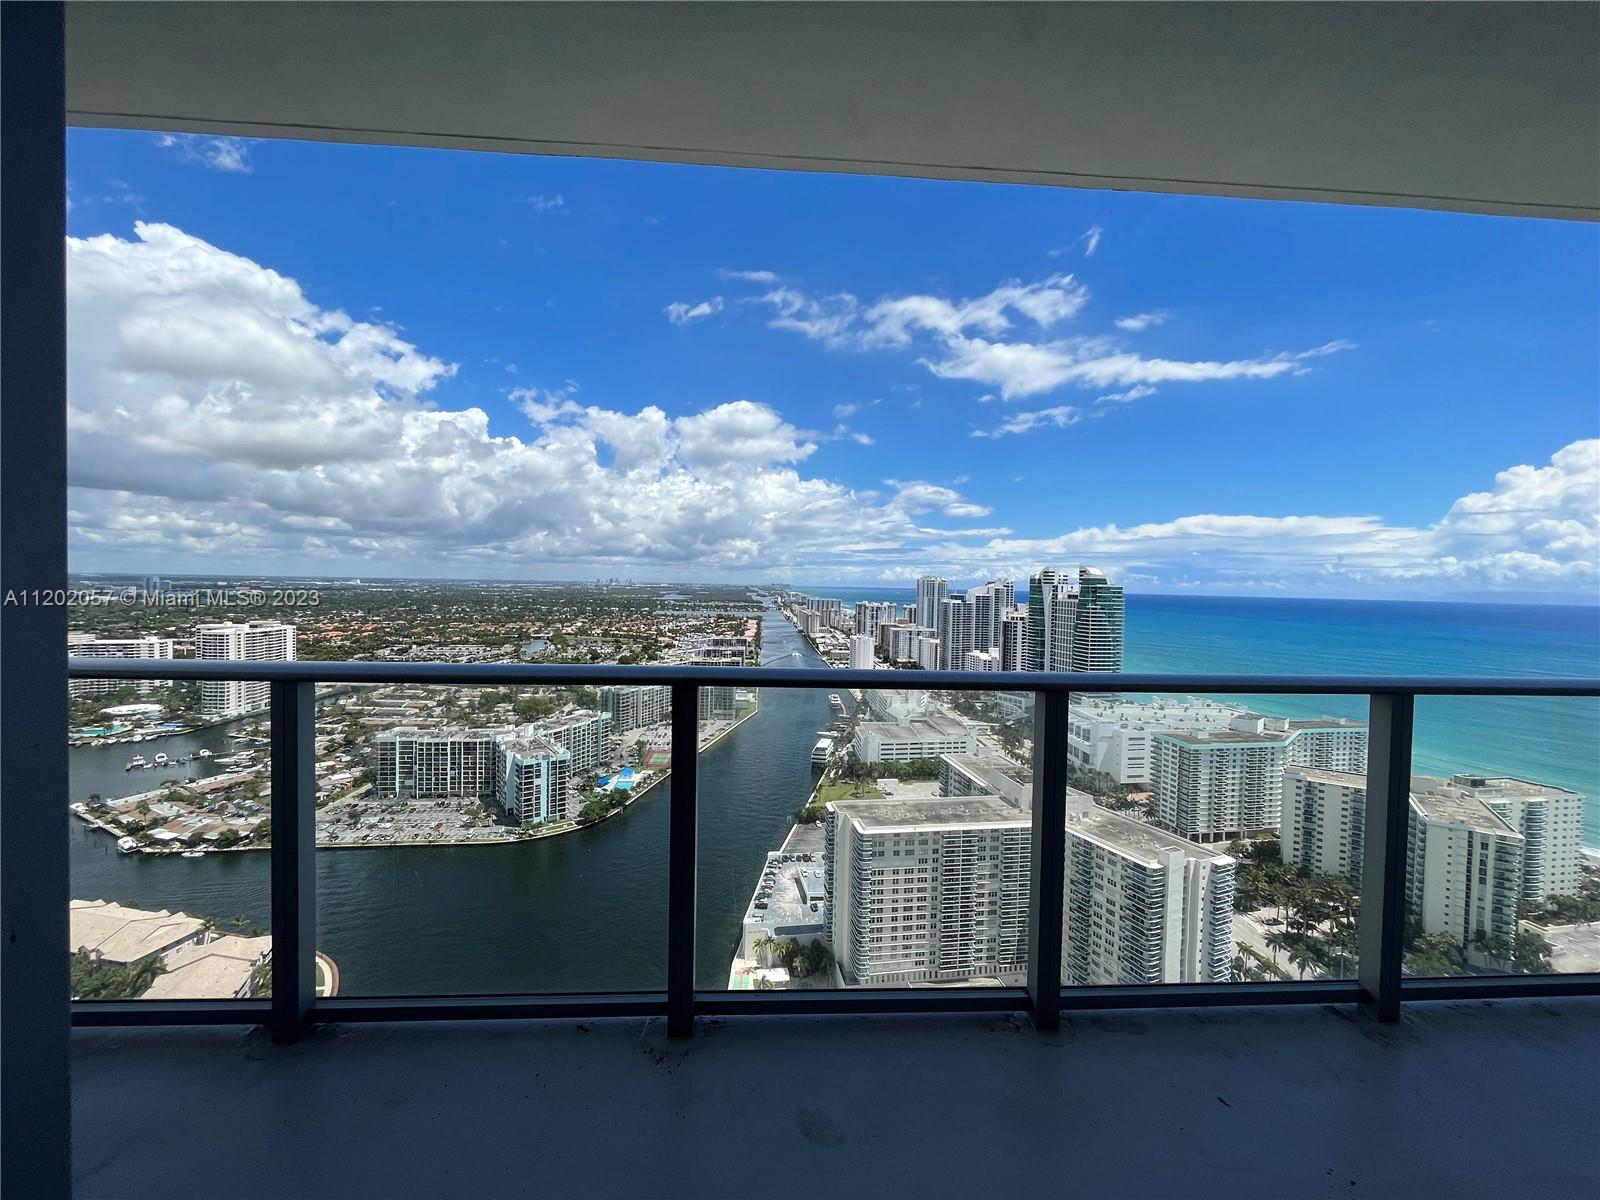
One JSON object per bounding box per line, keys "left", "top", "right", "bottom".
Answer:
{"left": 751, "top": 934, "right": 778, "bottom": 968}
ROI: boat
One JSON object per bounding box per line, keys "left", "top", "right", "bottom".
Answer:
{"left": 116, "top": 836, "right": 139, "bottom": 854}
{"left": 124, "top": 755, "right": 148, "bottom": 771}
{"left": 180, "top": 850, "right": 205, "bottom": 858}
{"left": 810, "top": 736, "right": 834, "bottom": 766}
{"left": 193, "top": 749, "right": 213, "bottom": 758}
{"left": 828, "top": 694, "right": 846, "bottom": 715}
{"left": 153, "top": 753, "right": 169, "bottom": 767}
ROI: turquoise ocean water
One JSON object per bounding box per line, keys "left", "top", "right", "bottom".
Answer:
{"left": 793, "top": 587, "right": 1600, "bottom": 846}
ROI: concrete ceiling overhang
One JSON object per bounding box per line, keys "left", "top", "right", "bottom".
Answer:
{"left": 66, "top": 1, "right": 1600, "bottom": 220}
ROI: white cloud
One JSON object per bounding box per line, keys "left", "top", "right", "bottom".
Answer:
{"left": 63, "top": 223, "right": 1594, "bottom": 599}
{"left": 719, "top": 269, "right": 779, "bottom": 283}
{"left": 664, "top": 296, "right": 724, "bottom": 325}
{"left": 153, "top": 134, "right": 253, "bottom": 173}
{"left": 525, "top": 194, "right": 566, "bottom": 213}
{"left": 970, "top": 406, "right": 1087, "bottom": 438}
{"left": 832, "top": 403, "right": 858, "bottom": 418}
{"left": 1097, "top": 385, "right": 1158, "bottom": 404}
{"left": 1080, "top": 225, "right": 1104, "bottom": 256}
{"left": 1114, "top": 311, "right": 1168, "bottom": 332}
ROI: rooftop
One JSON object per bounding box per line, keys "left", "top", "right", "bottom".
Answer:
{"left": 68, "top": 900, "right": 206, "bottom": 967}
{"left": 941, "top": 753, "right": 1032, "bottom": 806}
{"left": 1285, "top": 766, "right": 1368, "bottom": 788}
{"left": 1408, "top": 791, "right": 1522, "bottom": 836}
{"left": 831, "top": 795, "right": 1030, "bottom": 832}
{"left": 1155, "top": 729, "right": 1287, "bottom": 747}
{"left": 857, "top": 716, "right": 973, "bottom": 743}
{"left": 1417, "top": 774, "right": 1585, "bottom": 803}
{"left": 140, "top": 935, "right": 271, "bottom": 1001}
{"left": 1069, "top": 807, "right": 1235, "bottom": 866}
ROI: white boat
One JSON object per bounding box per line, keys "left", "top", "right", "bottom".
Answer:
{"left": 153, "top": 753, "right": 169, "bottom": 766}
{"left": 116, "top": 836, "right": 139, "bottom": 854}
{"left": 828, "top": 694, "right": 846, "bottom": 715}
{"left": 124, "top": 755, "right": 148, "bottom": 771}
{"left": 180, "top": 850, "right": 204, "bottom": 858}
{"left": 810, "top": 736, "right": 834, "bottom": 766}
{"left": 193, "top": 748, "right": 213, "bottom": 758}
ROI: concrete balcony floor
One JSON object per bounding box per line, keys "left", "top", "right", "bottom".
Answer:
{"left": 74, "top": 999, "right": 1598, "bottom": 1200}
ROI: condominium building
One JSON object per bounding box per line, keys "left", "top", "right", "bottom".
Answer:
{"left": 939, "top": 752, "right": 1034, "bottom": 810}
{"left": 1281, "top": 767, "right": 1367, "bottom": 885}
{"left": 937, "top": 596, "right": 974, "bottom": 670}
{"left": 1152, "top": 729, "right": 1289, "bottom": 843}
{"left": 864, "top": 688, "right": 934, "bottom": 723}
{"left": 376, "top": 726, "right": 503, "bottom": 800}
{"left": 536, "top": 710, "right": 613, "bottom": 773}
{"left": 1062, "top": 795, "right": 1236, "bottom": 985}
{"left": 1025, "top": 568, "right": 1067, "bottom": 671}
{"left": 66, "top": 632, "right": 176, "bottom": 698}
{"left": 698, "top": 686, "right": 739, "bottom": 721}
{"left": 999, "top": 609, "right": 1028, "bottom": 673}
{"left": 1415, "top": 774, "right": 1584, "bottom": 902}
{"left": 194, "top": 621, "right": 297, "bottom": 717}
{"left": 1152, "top": 716, "right": 1369, "bottom": 843}
{"left": 495, "top": 733, "right": 574, "bottom": 824}
{"left": 671, "top": 633, "right": 750, "bottom": 667}
{"left": 1071, "top": 567, "right": 1124, "bottom": 673}
{"left": 825, "top": 796, "right": 1030, "bottom": 986}
{"left": 915, "top": 575, "right": 947, "bottom": 632}
{"left": 853, "top": 601, "right": 899, "bottom": 639}
{"left": 853, "top": 715, "right": 979, "bottom": 763}
{"left": 850, "top": 633, "right": 876, "bottom": 670}
{"left": 964, "top": 649, "right": 998, "bottom": 671}
{"left": 1067, "top": 697, "right": 1251, "bottom": 784}
{"left": 914, "top": 636, "right": 940, "bottom": 671}
{"left": 599, "top": 684, "right": 671, "bottom": 732}
{"left": 1406, "top": 789, "right": 1524, "bottom": 958}
{"left": 887, "top": 624, "right": 934, "bottom": 664}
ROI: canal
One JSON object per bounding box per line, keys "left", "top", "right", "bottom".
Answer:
{"left": 68, "top": 604, "right": 832, "bottom": 994}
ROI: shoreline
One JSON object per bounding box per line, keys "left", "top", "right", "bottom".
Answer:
{"left": 74, "top": 698, "right": 763, "bottom": 856}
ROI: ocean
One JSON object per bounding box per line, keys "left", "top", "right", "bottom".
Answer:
{"left": 793, "top": 588, "right": 1600, "bottom": 845}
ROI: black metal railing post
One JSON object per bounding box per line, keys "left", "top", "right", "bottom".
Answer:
{"left": 1358, "top": 691, "right": 1414, "bottom": 1022}
{"left": 667, "top": 683, "right": 699, "bottom": 1037}
{"left": 269, "top": 679, "right": 317, "bottom": 1041}
{"left": 1027, "top": 688, "right": 1069, "bottom": 1030}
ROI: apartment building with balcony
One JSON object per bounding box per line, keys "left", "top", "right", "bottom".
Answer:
{"left": 65, "top": 632, "right": 176, "bottom": 698}
{"left": 825, "top": 796, "right": 1030, "bottom": 986}
{"left": 599, "top": 683, "right": 672, "bottom": 732}
{"left": 193, "top": 620, "right": 297, "bottom": 718}
{"left": 1281, "top": 766, "right": 1369, "bottom": 884}
{"left": 1406, "top": 790, "right": 1526, "bottom": 959}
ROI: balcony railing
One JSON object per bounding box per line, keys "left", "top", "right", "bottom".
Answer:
{"left": 66, "top": 659, "right": 1600, "bottom": 1039}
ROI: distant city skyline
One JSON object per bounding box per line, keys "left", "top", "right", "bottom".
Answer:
{"left": 64, "top": 130, "right": 1598, "bottom": 602}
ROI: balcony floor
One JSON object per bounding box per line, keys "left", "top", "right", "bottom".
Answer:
{"left": 74, "top": 999, "right": 1598, "bottom": 1200}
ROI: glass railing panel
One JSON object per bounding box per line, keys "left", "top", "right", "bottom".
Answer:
{"left": 69, "top": 672, "right": 274, "bottom": 1001}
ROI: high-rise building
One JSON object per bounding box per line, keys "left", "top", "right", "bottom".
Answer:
{"left": 914, "top": 636, "right": 940, "bottom": 671}
{"left": 194, "top": 621, "right": 297, "bottom": 717}
{"left": 825, "top": 797, "right": 1030, "bottom": 986}
{"left": 999, "top": 608, "right": 1028, "bottom": 672}
{"left": 853, "top": 600, "right": 899, "bottom": 639}
{"left": 495, "top": 733, "right": 574, "bottom": 824}
{"left": 66, "top": 633, "right": 176, "bottom": 698}
{"left": 376, "top": 726, "right": 502, "bottom": 801}
{"left": 964, "top": 649, "right": 998, "bottom": 671}
{"left": 1406, "top": 788, "right": 1524, "bottom": 960}
{"left": 536, "top": 710, "right": 613, "bottom": 773}
{"left": 887, "top": 624, "right": 934, "bottom": 664}
{"left": 1071, "top": 567, "right": 1124, "bottom": 672}
{"left": 1068, "top": 697, "right": 1253, "bottom": 784}
{"left": 938, "top": 752, "right": 1034, "bottom": 810}
{"left": 915, "top": 576, "right": 947, "bottom": 632}
{"left": 1415, "top": 774, "right": 1584, "bottom": 902}
{"left": 1281, "top": 766, "right": 1367, "bottom": 884}
{"left": 850, "top": 634, "right": 876, "bottom": 670}
{"left": 1062, "top": 795, "right": 1236, "bottom": 985}
{"left": 1152, "top": 716, "right": 1370, "bottom": 843}
{"left": 1026, "top": 568, "right": 1067, "bottom": 671}
{"left": 853, "top": 715, "right": 979, "bottom": 762}
{"left": 599, "top": 684, "right": 672, "bottom": 732}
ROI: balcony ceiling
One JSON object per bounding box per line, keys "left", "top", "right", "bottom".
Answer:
{"left": 65, "top": 2, "right": 1600, "bottom": 220}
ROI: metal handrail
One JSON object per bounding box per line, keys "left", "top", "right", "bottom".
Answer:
{"left": 64, "top": 658, "right": 1600, "bottom": 1038}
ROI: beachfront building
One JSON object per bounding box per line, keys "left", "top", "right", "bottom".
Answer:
{"left": 850, "top": 634, "right": 876, "bottom": 670}
{"left": 1406, "top": 789, "right": 1525, "bottom": 960}
{"left": 853, "top": 601, "right": 899, "bottom": 639}
{"left": 887, "top": 624, "right": 934, "bottom": 664}
{"left": 194, "top": 620, "right": 297, "bottom": 718}
{"left": 1071, "top": 567, "right": 1125, "bottom": 673}
{"left": 66, "top": 632, "right": 176, "bottom": 698}
{"left": 599, "top": 684, "right": 671, "bottom": 732}
{"left": 1062, "top": 795, "right": 1236, "bottom": 985}
{"left": 854, "top": 715, "right": 978, "bottom": 763}
{"left": 825, "top": 796, "right": 1030, "bottom": 986}
{"left": 914, "top": 637, "right": 939, "bottom": 671}
{"left": 1067, "top": 697, "right": 1250, "bottom": 784}
{"left": 915, "top": 575, "right": 947, "bottom": 632}
{"left": 698, "top": 686, "right": 739, "bottom": 721}
{"left": 1281, "top": 767, "right": 1368, "bottom": 885}
{"left": 1414, "top": 774, "right": 1585, "bottom": 902}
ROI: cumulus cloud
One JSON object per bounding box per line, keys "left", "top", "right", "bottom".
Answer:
{"left": 153, "top": 134, "right": 253, "bottom": 173}
{"left": 664, "top": 296, "right": 724, "bottom": 325}
{"left": 63, "top": 223, "right": 1594, "bottom": 598}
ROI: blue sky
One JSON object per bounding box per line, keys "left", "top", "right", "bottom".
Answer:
{"left": 64, "top": 130, "right": 1599, "bottom": 600}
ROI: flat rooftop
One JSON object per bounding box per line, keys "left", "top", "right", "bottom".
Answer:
{"left": 1285, "top": 766, "right": 1367, "bottom": 788}
{"left": 858, "top": 716, "right": 971, "bottom": 742}
{"left": 942, "top": 754, "right": 1032, "bottom": 803}
{"left": 832, "top": 795, "right": 1029, "bottom": 832}
{"left": 1416, "top": 774, "right": 1585, "bottom": 802}
{"left": 1069, "top": 807, "right": 1233, "bottom": 866}
{"left": 1409, "top": 791, "right": 1521, "bottom": 836}
{"left": 1155, "top": 730, "right": 1286, "bottom": 747}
